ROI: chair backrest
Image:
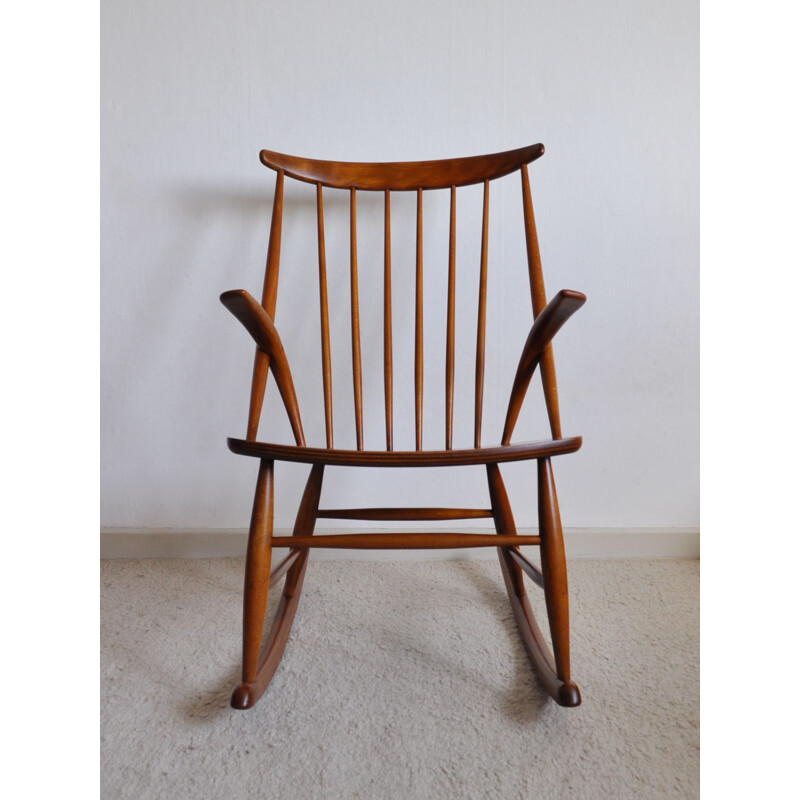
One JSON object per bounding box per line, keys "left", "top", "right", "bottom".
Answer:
{"left": 245, "top": 144, "right": 563, "bottom": 451}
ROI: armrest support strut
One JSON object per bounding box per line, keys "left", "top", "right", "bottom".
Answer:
{"left": 220, "top": 289, "right": 305, "bottom": 446}
{"left": 501, "top": 289, "right": 585, "bottom": 445}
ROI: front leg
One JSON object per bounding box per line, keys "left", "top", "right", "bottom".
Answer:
{"left": 537, "top": 457, "right": 580, "bottom": 706}
{"left": 487, "top": 463, "right": 580, "bottom": 706}
{"left": 237, "top": 459, "right": 274, "bottom": 699}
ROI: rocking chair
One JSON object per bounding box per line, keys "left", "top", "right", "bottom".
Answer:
{"left": 220, "top": 144, "right": 586, "bottom": 710}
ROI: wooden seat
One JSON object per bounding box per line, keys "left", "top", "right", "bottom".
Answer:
{"left": 227, "top": 436, "right": 582, "bottom": 467}
{"left": 219, "top": 143, "right": 587, "bottom": 711}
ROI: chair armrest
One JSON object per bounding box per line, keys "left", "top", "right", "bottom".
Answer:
{"left": 501, "top": 289, "right": 586, "bottom": 445}
{"left": 220, "top": 289, "right": 305, "bottom": 446}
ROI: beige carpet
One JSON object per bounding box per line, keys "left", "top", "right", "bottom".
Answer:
{"left": 101, "top": 557, "right": 698, "bottom": 799}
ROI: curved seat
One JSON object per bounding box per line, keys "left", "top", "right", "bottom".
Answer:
{"left": 228, "top": 436, "right": 582, "bottom": 467}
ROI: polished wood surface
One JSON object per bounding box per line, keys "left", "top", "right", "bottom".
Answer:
{"left": 502, "top": 289, "right": 586, "bottom": 445}
{"left": 316, "top": 507, "right": 493, "bottom": 521}
{"left": 498, "top": 548, "right": 580, "bottom": 704}
{"left": 507, "top": 547, "right": 544, "bottom": 589}
{"left": 232, "top": 464, "right": 324, "bottom": 710}
{"left": 221, "top": 144, "right": 585, "bottom": 711}
{"left": 228, "top": 436, "right": 581, "bottom": 466}
{"left": 486, "top": 463, "right": 518, "bottom": 537}
{"left": 349, "top": 189, "right": 364, "bottom": 450}
{"left": 537, "top": 458, "right": 575, "bottom": 692}
{"left": 240, "top": 459, "right": 274, "bottom": 685}
{"left": 316, "top": 184, "right": 334, "bottom": 448}
{"left": 220, "top": 290, "right": 305, "bottom": 447}
{"left": 383, "top": 189, "right": 394, "bottom": 450}
{"left": 474, "top": 180, "right": 490, "bottom": 447}
{"left": 415, "top": 188, "right": 424, "bottom": 450}
{"left": 445, "top": 185, "right": 457, "bottom": 449}
{"left": 490, "top": 461, "right": 579, "bottom": 706}
{"left": 247, "top": 170, "right": 284, "bottom": 441}
{"left": 260, "top": 143, "right": 545, "bottom": 191}
{"left": 271, "top": 533, "right": 541, "bottom": 549}
{"left": 521, "top": 164, "right": 563, "bottom": 439}
{"left": 268, "top": 548, "right": 301, "bottom": 588}
{"left": 486, "top": 461, "right": 523, "bottom": 585}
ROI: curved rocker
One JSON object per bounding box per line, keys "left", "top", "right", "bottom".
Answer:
{"left": 231, "top": 464, "right": 324, "bottom": 709}
{"left": 487, "top": 462, "right": 581, "bottom": 707}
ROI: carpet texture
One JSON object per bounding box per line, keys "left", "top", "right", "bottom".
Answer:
{"left": 101, "top": 558, "right": 699, "bottom": 799}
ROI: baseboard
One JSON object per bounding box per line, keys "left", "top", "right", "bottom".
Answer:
{"left": 100, "top": 527, "right": 699, "bottom": 560}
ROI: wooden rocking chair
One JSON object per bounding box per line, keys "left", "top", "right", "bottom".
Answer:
{"left": 220, "top": 144, "right": 586, "bottom": 710}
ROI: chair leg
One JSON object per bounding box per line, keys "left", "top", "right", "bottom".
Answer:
{"left": 231, "top": 464, "right": 324, "bottom": 710}
{"left": 537, "top": 457, "right": 580, "bottom": 706}
{"left": 231, "top": 459, "right": 274, "bottom": 707}
{"left": 487, "top": 462, "right": 581, "bottom": 707}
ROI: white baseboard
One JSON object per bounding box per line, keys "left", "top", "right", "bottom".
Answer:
{"left": 100, "top": 527, "right": 699, "bottom": 560}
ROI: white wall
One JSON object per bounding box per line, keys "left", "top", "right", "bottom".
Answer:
{"left": 101, "top": 0, "right": 698, "bottom": 531}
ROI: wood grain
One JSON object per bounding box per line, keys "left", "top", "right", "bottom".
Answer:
{"left": 260, "top": 144, "right": 545, "bottom": 191}
{"left": 246, "top": 170, "right": 284, "bottom": 440}
{"left": 415, "top": 188, "right": 424, "bottom": 450}
{"left": 521, "top": 164, "right": 562, "bottom": 438}
{"left": 232, "top": 464, "right": 324, "bottom": 710}
{"left": 316, "top": 183, "right": 334, "bottom": 447}
{"left": 224, "top": 143, "right": 585, "bottom": 712}
{"left": 501, "top": 289, "right": 585, "bottom": 445}
{"left": 220, "top": 290, "right": 305, "bottom": 446}
{"left": 271, "top": 533, "right": 541, "bottom": 549}
{"left": 240, "top": 459, "right": 274, "bottom": 683}
{"left": 228, "top": 436, "right": 582, "bottom": 467}
{"left": 445, "top": 185, "right": 457, "bottom": 449}
{"left": 316, "top": 507, "right": 493, "bottom": 521}
{"left": 350, "top": 188, "right": 364, "bottom": 449}
{"left": 474, "top": 180, "right": 490, "bottom": 448}
{"left": 383, "top": 189, "right": 393, "bottom": 450}
{"left": 538, "top": 458, "right": 572, "bottom": 683}
{"left": 508, "top": 548, "right": 544, "bottom": 589}
{"left": 268, "top": 548, "right": 301, "bottom": 588}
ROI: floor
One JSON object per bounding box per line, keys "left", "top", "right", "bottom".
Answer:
{"left": 101, "top": 557, "right": 699, "bottom": 799}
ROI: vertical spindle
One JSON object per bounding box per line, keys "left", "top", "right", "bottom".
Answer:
{"left": 350, "top": 188, "right": 364, "bottom": 450}
{"left": 415, "top": 188, "right": 424, "bottom": 450}
{"left": 383, "top": 190, "right": 393, "bottom": 450}
{"left": 316, "top": 183, "right": 334, "bottom": 447}
{"left": 445, "top": 186, "right": 456, "bottom": 449}
{"left": 474, "top": 180, "right": 490, "bottom": 448}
